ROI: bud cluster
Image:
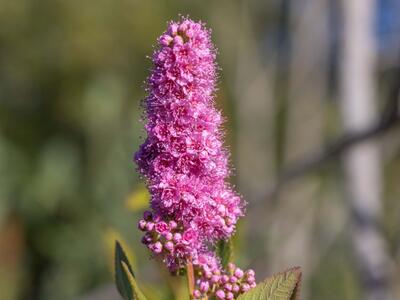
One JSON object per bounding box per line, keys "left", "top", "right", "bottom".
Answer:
{"left": 193, "top": 263, "right": 256, "bottom": 300}
{"left": 138, "top": 210, "right": 200, "bottom": 272}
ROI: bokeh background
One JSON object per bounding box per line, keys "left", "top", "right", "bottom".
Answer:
{"left": 0, "top": 0, "right": 399, "bottom": 299}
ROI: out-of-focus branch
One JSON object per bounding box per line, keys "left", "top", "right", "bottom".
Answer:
{"left": 339, "top": 0, "right": 391, "bottom": 298}
{"left": 266, "top": 65, "right": 400, "bottom": 199}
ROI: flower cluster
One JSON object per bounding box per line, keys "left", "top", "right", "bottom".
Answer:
{"left": 134, "top": 17, "right": 256, "bottom": 298}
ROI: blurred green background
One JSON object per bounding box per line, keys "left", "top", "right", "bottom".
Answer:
{"left": 0, "top": 0, "right": 399, "bottom": 299}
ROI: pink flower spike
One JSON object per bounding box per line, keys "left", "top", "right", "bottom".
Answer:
{"left": 134, "top": 17, "right": 256, "bottom": 298}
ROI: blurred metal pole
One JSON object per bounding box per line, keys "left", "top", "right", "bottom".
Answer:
{"left": 339, "top": 0, "right": 392, "bottom": 299}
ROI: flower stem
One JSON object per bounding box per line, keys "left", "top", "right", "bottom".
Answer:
{"left": 187, "top": 260, "right": 195, "bottom": 299}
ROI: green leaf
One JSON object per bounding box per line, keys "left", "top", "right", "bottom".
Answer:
{"left": 114, "top": 240, "right": 147, "bottom": 300}
{"left": 121, "top": 261, "right": 148, "bottom": 300}
{"left": 237, "top": 267, "right": 302, "bottom": 300}
{"left": 115, "top": 241, "right": 133, "bottom": 299}
{"left": 289, "top": 272, "right": 301, "bottom": 300}
{"left": 216, "top": 238, "right": 233, "bottom": 269}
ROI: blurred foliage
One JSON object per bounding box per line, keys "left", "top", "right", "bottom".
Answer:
{"left": 0, "top": 0, "right": 399, "bottom": 300}
{"left": 125, "top": 186, "right": 149, "bottom": 213}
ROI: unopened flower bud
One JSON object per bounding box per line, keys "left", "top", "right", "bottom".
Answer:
{"left": 165, "top": 241, "right": 174, "bottom": 252}
{"left": 141, "top": 235, "right": 152, "bottom": 245}
{"left": 232, "top": 284, "right": 240, "bottom": 293}
{"left": 241, "top": 283, "right": 250, "bottom": 292}
{"left": 145, "top": 222, "right": 154, "bottom": 231}
{"left": 226, "top": 292, "right": 234, "bottom": 299}
{"left": 138, "top": 220, "right": 147, "bottom": 231}
{"left": 215, "top": 289, "right": 225, "bottom": 299}
{"left": 199, "top": 281, "right": 209, "bottom": 293}
{"left": 211, "top": 274, "right": 220, "bottom": 283}
{"left": 169, "top": 220, "right": 178, "bottom": 230}
{"left": 221, "top": 275, "right": 229, "bottom": 283}
{"left": 152, "top": 241, "right": 163, "bottom": 253}
{"left": 247, "top": 276, "right": 255, "bottom": 284}
{"left": 205, "top": 271, "right": 213, "bottom": 279}
{"left": 246, "top": 269, "right": 255, "bottom": 277}
{"left": 193, "top": 290, "right": 201, "bottom": 298}
{"left": 143, "top": 211, "right": 152, "bottom": 221}
{"left": 164, "top": 232, "right": 173, "bottom": 240}
{"left": 227, "top": 263, "right": 235, "bottom": 272}
{"left": 224, "top": 283, "right": 232, "bottom": 291}
{"left": 173, "top": 232, "right": 182, "bottom": 242}
{"left": 234, "top": 268, "right": 244, "bottom": 278}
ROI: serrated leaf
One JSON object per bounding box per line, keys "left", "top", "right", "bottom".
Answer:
{"left": 216, "top": 239, "right": 233, "bottom": 269}
{"left": 115, "top": 241, "right": 134, "bottom": 299}
{"left": 289, "top": 276, "right": 301, "bottom": 300}
{"left": 237, "top": 267, "right": 302, "bottom": 300}
{"left": 121, "top": 261, "right": 148, "bottom": 300}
